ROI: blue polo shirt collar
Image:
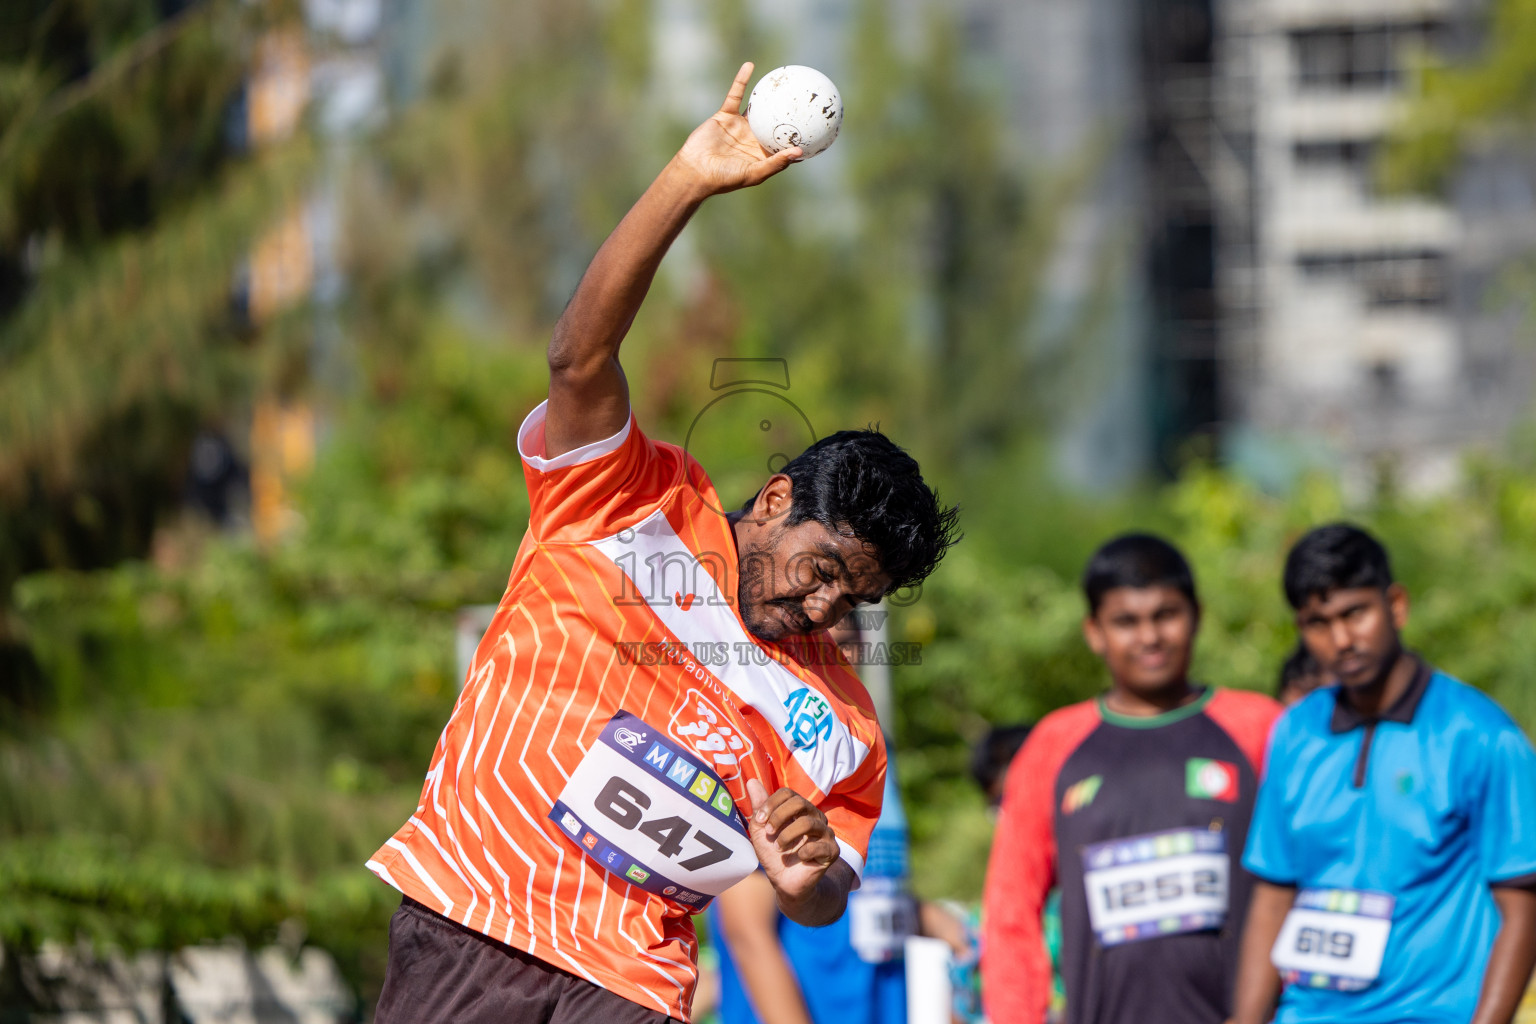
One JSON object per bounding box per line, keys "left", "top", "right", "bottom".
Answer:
{"left": 1328, "top": 656, "right": 1432, "bottom": 734}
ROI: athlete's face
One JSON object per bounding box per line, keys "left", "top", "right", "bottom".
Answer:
{"left": 733, "top": 476, "right": 891, "bottom": 642}
{"left": 1083, "top": 585, "right": 1200, "bottom": 696}
{"left": 1294, "top": 585, "right": 1408, "bottom": 690}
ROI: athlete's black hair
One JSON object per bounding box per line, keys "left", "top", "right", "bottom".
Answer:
{"left": 1282, "top": 522, "right": 1394, "bottom": 610}
{"left": 1277, "top": 642, "right": 1321, "bottom": 697}
{"left": 1081, "top": 533, "right": 1199, "bottom": 615}
{"left": 970, "top": 723, "right": 1035, "bottom": 799}
{"left": 773, "top": 429, "right": 961, "bottom": 592}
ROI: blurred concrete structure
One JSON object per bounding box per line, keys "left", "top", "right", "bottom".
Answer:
{"left": 905, "top": 0, "right": 1536, "bottom": 490}
{"left": 1217, "top": 0, "right": 1536, "bottom": 492}
{"left": 948, "top": 0, "right": 1157, "bottom": 488}
{"left": 12, "top": 942, "right": 349, "bottom": 1024}
{"left": 242, "top": 0, "right": 411, "bottom": 543}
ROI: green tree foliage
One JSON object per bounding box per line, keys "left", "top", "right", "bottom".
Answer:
{"left": 3, "top": 329, "right": 545, "bottom": 1007}
{"left": 0, "top": 0, "right": 310, "bottom": 642}
{"left": 1382, "top": 0, "right": 1536, "bottom": 193}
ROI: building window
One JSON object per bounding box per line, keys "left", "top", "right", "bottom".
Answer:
{"left": 1291, "top": 23, "right": 1445, "bottom": 91}
{"left": 1368, "top": 359, "right": 1402, "bottom": 405}
{"left": 1296, "top": 250, "right": 1447, "bottom": 308}
{"left": 963, "top": 10, "right": 1000, "bottom": 53}
{"left": 1294, "top": 138, "right": 1376, "bottom": 172}
{"left": 1293, "top": 138, "right": 1380, "bottom": 191}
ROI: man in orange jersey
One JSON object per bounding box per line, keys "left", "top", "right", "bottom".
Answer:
{"left": 368, "top": 62, "right": 960, "bottom": 1024}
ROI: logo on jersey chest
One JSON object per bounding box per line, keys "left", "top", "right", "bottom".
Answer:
{"left": 1062, "top": 774, "right": 1103, "bottom": 814}
{"left": 669, "top": 687, "right": 754, "bottom": 782}
{"left": 1186, "top": 758, "right": 1239, "bottom": 802}
{"left": 783, "top": 686, "right": 835, "bottom": 752}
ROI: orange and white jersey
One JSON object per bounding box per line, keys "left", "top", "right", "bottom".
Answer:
{"left": 367, "top": 402, "right": 888, "bottom": 1021}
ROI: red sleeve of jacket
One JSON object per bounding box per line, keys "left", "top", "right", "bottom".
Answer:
{"left": 982, "top": 701, "right": 1100, "bottom": 1024}
{"left": 1204, "top": 688, "right": 1284, "bottom": 776}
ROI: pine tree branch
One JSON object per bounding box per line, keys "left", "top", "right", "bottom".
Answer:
{"left": 0, "top": 142, "right": 315, "bottom": 497}
{"left": 0, "top": 0, "right": 223, "bottom": 172}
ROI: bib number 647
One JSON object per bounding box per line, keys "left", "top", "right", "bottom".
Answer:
{"left": 596, "top": 777, "right": 733, "bottom": 871}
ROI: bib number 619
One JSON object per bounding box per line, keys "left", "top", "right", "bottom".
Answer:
{"left": 1295, "top": 926, "right": 1354, "bottom": 959}
{"left": 596, "top": 777, "right": 733, "bottom": 871}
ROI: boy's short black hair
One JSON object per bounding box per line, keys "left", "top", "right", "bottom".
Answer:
{"left": 1278, "top": 642, "right": 1320, "bottom": 697}
{"left": 1081, "top": 533, "right": 1199, "bottom": 616}
{"left": 970, "top": 723, "right": 1035, "bottom": 796}
{"left": 1282, "top": 523, "right": 1394, "bottom": 610}
{"left": 776, "top": 429, "right": 961, "bottom": 592}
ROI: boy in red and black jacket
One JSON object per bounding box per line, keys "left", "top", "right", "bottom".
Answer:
{"left": 982, "top": 534, "right": 1281, "bottom": 1024}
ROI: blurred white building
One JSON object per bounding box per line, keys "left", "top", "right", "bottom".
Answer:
{"left": 1218, "top": 0, "right": 1536, "bottom": 492}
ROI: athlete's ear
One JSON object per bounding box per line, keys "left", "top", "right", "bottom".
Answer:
{"left": 1386, "top": 582, "right": 1409, "bottom": 633}
{"left": 1082, "top": 615, "right": 1107, "bottom": 658}
{"left": 752, "top": 474, "right": 794, "bottom": 524}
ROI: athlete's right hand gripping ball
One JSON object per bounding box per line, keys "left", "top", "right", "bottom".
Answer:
{"left": 745, "top": 65, "right": 843, "bottom": 159}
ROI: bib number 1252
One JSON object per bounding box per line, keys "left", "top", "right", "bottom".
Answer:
{"left": 1081, "top": 827, "right": 1229, "bottom": 946}
{"left": 1099, "top": 867, "right": 1222, "bottom": 910}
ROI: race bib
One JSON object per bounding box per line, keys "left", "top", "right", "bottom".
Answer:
{"left": 1271, "top": 888, "right": 1395, "bottom": 991}
{"left": 1082, "top": 827, "right": 1229, "bottom": 946}
{"left": 549, "top": 710, "right": 758, "bottom": 909}
{"left": 848, "top": 876, "right": 918, "bottom": 963}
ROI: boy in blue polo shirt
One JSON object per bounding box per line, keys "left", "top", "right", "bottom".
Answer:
{"left": 1231, "top": 523, "right": 1536, "bottom": 1024}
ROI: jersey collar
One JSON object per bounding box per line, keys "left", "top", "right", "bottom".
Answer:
{"left": 1329, "top": 656, "right": 1433, "bottom": 733}
{"left": 1096, "top": 685, "right": 1213, "bottom": 729}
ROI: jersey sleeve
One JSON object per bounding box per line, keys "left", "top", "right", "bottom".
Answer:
{"left": 816, "top": 727, "right": 887, "bottom": 883}
{"left": 982, "top": 704, "right": 1096, "bottom": 1024}
{"left": 1205, "top": 688, "right": 1284, "bottom": 776}
{"left": 516, "top": 400, "right": 681, "bottom": 543}
{"left": 1241, "top": 713, "right": 1299, "bottom": 885}
{"left": 1474, "top": 715, "right": 1536, "bottom": 886}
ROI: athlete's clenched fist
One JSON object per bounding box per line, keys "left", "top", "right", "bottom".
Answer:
{"left": 744, "top": 777, "right": 852, "bottom": 924}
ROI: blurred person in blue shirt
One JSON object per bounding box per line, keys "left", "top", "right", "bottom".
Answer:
{"left": 710, "top": 613, "right": 968, "bottom": 1024}
{"left": 1231, "top": 523, "right": 1536, "bottom": 1024}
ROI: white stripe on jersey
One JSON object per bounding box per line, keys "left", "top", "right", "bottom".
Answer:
{"left": 590, "top": 508, "right": 874, "bottom": 799}
{"left": 385, "top": 837, "right": 454, "bottom": 915}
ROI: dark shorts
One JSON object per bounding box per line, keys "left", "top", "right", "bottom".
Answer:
{"left": 375, "top": 898, "right": 681, "bottom": 1024}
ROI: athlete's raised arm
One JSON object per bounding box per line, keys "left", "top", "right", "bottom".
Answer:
{"left": 542, "top": 62, "right": 801, "bottom": 460}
